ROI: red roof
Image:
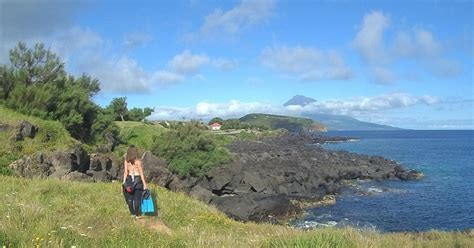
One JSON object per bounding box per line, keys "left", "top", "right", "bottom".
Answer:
{"left": 210, "top": 122, "right": 222, "bottom": 127}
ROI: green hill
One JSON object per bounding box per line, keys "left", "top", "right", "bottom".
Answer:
{"left": 0, "top": 175, "right": 471, "bottom": 247}
{"left": 115, "top": 121, "right": 166, "bottom": 151}
{"left": 0, "top": 106, "right": 76, "bottom": 174}
{"left": 240, "top": 113, "right": 327, "bottom": 132}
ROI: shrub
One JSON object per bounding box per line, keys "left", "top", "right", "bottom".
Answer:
{"left": 152, "top": 122, "right": 232, "bottom": 177}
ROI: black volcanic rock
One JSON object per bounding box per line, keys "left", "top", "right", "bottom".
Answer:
{"left": 182, "top": 134, "right": 422, "bottom": 222}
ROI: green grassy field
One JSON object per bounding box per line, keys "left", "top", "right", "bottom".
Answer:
{"left": 0, "top": 176, "right": 472, "bottom": 248}
{"left": 114, "top": 120, "right": 166, "bottom": 157}
{"left": 115, "top": 121, "right": 165, "bottom": 148}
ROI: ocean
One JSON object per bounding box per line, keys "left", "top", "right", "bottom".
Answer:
{"left": 292, "top": 130, "right": 474, "bottom": 232}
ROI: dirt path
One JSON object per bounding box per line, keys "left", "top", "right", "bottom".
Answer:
{"left": 137, "top": 218, "right": 173, "bottom": 236}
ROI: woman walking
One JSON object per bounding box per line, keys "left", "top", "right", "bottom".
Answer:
{"left": 122, "top": 146, "right": 148, "bottom": 218}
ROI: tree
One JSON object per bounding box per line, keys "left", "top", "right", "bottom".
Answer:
{"left": 221, "top": 118, "right": 243, "bottom": 130}
{"left": 0, "top": 65, "right": 15, "bottom": 100}
{"left": 9, "top": 42, "right": 65, "bottom": 86}
{"left": 0, "top": 42, "right": 119, "bottom": 144}
{"left": 128, "top": 107, "right": 144, "bottom": 121}
{"left": 208, "top": 117, "right": 224, "bottom": 125}
{"left": 143, "top": 107, "right": 153, "bottom": 119}
{"left": 109, "top": 97, "right": 128, "bottom": 121}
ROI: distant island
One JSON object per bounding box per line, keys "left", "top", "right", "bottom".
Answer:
{"left": 284, "top": 95, "right": 403, "bottom": 131}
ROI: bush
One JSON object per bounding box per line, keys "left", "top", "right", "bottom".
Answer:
{"left": 0, "top": 153, "right": 18, "bottom": 176}
{"left": 152, "top": 122, "right": 232, "bottom": 177}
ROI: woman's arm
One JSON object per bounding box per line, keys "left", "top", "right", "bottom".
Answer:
{"left": 138, "top": 160, "right": 147, "bottom": 189}
{"left": 122, "top": 160, "right": 127, "bottom": 184}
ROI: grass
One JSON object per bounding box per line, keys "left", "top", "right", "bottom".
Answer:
{"left": 0, "top": 105, "right": 76, "bottom": 174}
{"left": 0, "top": 175, "right": 472, "bottom": 247}
{"left": 115, "top": 121, "right": 165, "bottom": 150}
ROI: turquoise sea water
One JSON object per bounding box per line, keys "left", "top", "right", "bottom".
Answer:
{"left": 293, "top": 130, "right": 474, "bottom": 232}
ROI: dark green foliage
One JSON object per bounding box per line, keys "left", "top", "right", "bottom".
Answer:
{"left": 152, "top": 122, "right": 232, "bottom": 177}
{"left": 91, "top": 110, "right": 120, "bottom": 144}
{"left": 0, "top": 65, "right": 15, "bottom": 100}
{"left": 240, "top": 113, "right": 325, "bottom": 132}
{"left": 128, "top": 107, "right": 144, "bottom": 121}
{"left": 208, "top": 117, "right": 224, "bottom": 125}
{"left": 9, "top": 42, "right": 66, "bottom": 86}
{"left": 1, "top": 42, "right": 118, "bottom": 144}
{"left": 128, "top": 107, "right": 153, "bottom": 121}
{"left": 108, "top": 97, "right": 128, "bottom": 121}
{"left": 0, "top": 152, "right": 18, "bottom": 176}
{"left": 219, "top": 118, "right": 263, "bottom": 130}
{"left": 106, "top": 97, "right": 153, "bottom": 122}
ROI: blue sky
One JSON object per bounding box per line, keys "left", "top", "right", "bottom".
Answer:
{"left": 1, "top": 0, "right": 472, "bottom": 129}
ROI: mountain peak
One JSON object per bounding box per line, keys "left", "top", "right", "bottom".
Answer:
{"left": 283, "top": 95, "right": 316, "bottom": 107}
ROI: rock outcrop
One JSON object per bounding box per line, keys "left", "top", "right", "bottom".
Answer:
{"left": 9, "top": 144, "right": 120, "bottom": 183}
{"left": 11, "top": 121, "right": 38, "bottom": 141}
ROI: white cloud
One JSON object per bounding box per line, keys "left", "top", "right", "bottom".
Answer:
{"left": 353, "top": 11, "right": 463, "bottom": 83}
{"left": 78, "top": 56, "right": 151, "bottom": 93}
{"left": 191, "top": 0, "right": 276, "bottom": 39}
{"left": 49, "top": 26, "right": 104, "bottom": 62}
{"left": 169, "top": 50, "right": 210, "bottom": 75}
{"left": 393, "top": 29, "right": 462, "bottom": 78}
{"left": 300, "top": 93, "right": 439, "bottom": 116}
{"left": 152, "top": 70, "right": 185, "bottom": 85}
{"left": 261, "top": 46, "right": 353, "bottom": 81}
{"left": 352, "top": 11, "right": 390, "bottom": 65}
{"left": 150, "top": 93, "right": 439, "bottom": 120}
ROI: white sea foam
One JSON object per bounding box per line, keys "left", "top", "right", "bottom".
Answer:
{"left": 316, "top": 213, "right": 333, "bottom": 219}
{"left": 367, "top": 187, "right": 383, "bottom": 194}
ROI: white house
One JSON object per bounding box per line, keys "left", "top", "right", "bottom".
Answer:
{"left": 210, "top": 122, "right": 222, "bottom": 130}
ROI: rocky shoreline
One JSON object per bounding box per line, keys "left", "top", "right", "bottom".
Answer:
{"left": 180, "top": 135, "right": 422, "bottom": 222}
{"left": 8, "top": 131, "right": 422, "bottom": 223}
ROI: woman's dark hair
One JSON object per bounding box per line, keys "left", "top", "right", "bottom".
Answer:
{"left": 126, "top": 146, "right": 138, "bottom": 164}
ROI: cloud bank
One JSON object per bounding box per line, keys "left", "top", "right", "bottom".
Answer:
{"left": 150, "top": 93, "right": 439, "bottom": 120}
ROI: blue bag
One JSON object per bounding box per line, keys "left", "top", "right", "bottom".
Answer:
{"left": 141, "top": 194, "right": 155, "bottom": 214}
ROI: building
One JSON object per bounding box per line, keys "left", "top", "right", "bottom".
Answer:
{"left": 210, "top": 122, "right": 222, "bottom": 131}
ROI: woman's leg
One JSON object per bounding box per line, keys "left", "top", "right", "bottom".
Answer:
{"left": 123, "top": 177, "right": 135, "bottom": 215}
{"left": 123, "top": 188, "right": 135, "bottom": 215}
{"left": 133, "top": 189, "right": 143, "bottom": 216}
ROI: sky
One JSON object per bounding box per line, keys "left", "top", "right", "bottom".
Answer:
{"left": 0, "top": 0, "right": 473, "bottom": 129}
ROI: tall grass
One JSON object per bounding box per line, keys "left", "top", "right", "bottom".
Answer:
{"left": 0, "top": 176, "right": 472, "bottom": 247}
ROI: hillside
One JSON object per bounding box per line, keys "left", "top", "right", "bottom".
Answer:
{"left": 240, "top": 113, "right": 327, "bottom": 132}
{"left": 282, "top": 95, "right": 403, "bottom": 131}
{"left": 0, "top": 106, "right": 77, "bottom": 173}
{"left": 115, "top": 121, "right": 166, "bottom": 151}
{"left": 1, "top": 176, "right": 472, "bottom": 247}
{"left": 303, "top": 113, "right": 403, "bottom": 131}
